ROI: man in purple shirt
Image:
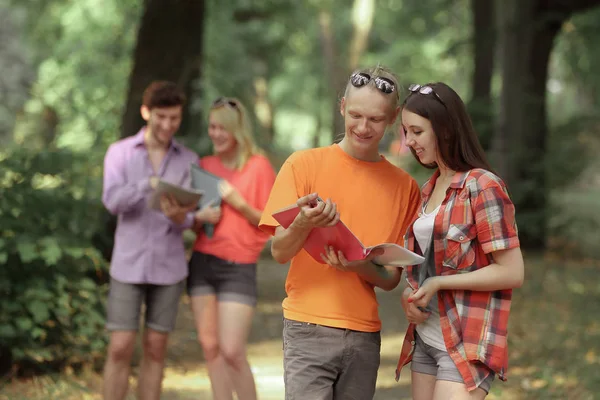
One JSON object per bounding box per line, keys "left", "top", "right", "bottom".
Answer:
{"left": 101, "top": 81, "right": 199, "bottom": 400}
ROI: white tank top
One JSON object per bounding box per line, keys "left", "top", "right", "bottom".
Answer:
{"left": 412, "top": 203, "right": 446, "bottom": 351}
{"left": 413, "top": 204, "right": 440, "bottom": 252}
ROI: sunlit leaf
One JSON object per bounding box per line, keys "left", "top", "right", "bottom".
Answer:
{"left": 27, "top": 300, "right": 50, "bottom": 323}
{"left": 39, "top": 236, "right": 62, "bottom": 265}
{"left": 16, "top": 240, "right": 38, "bottom": 262}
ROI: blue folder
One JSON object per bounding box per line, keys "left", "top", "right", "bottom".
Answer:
{"left": 190, "top": 163, "right": 222, "bottom": 238}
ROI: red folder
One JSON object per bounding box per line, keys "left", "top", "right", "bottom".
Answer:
{"left": 272, "top": 203, "right": 424, "bottom": 267}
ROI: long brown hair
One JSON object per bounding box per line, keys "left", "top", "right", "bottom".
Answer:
{"left": 401, "top": 82, "right": 495, "bottom": 173}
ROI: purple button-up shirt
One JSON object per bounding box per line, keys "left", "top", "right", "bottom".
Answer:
{"left": 102, "top": 128, "right": 199, "bottom": 285}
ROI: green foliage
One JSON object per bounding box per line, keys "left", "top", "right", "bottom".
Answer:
{"left": 11, "top": 0, "right": 141, "bottom": 151}
{"left": 546, "top": 117, "right": 600, "bottom": 259}
{"left": 554, "top": 8, "right": 600, "bottom": 110}
{"left": 0, "top": 147, "right": 107, "bottom": 368}
{"left": 0, "top": 2, "right": 35, "bottom": 141}
{"left": 546, "top": 116, "right": 599, "bottom": 190}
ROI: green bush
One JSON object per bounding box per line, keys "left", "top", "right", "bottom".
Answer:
{"left": 0, "top": 147, "right": 108, "bottom": 372}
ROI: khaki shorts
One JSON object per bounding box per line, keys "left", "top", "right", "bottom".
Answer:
{"left": 105, "top": 278, "right": 184, "bottom": 333}
{"left": 411, "top": 332, "right": 495, "bottom": 394}
{"left": 283, "top": 318, "right": 381, "bottom": 400}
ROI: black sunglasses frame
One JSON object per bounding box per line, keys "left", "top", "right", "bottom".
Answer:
{"left": 350, "top": 72, "right": 396, "bottom": 94}
{"left": 408, "top": 84, "right": 446, "bottom": 106}
{"left": 211, "top": 97, "right": 239, "bottom": 110}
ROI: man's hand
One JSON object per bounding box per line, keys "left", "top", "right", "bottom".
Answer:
{"left": 149, "top": 176, "right": 159, "bottom": 190}
{"left": 401, "top": 286, "right": 430, "bottom": 325}
{"left": 292, "top": 193, "right": 339, "bottom": 230}
{"left": 159, "top": 194, "right": 196, "bottom": 225}
{"left": 219, "top": 180, "right": 246, "bottom": 211}
{"left": 319, "top": 245, "right": 384, "bottom": 273}
{"left": 195, "top": 202, "right": 222, "bottom": 225}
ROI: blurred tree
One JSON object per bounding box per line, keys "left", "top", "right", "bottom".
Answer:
{"left": 9, "top": 0, "right": 142, "bottom": 150}
{"left": 120, "top": 0, "right": 205, "bottom": 139}
{"left": 551, "top": 7, "right": 600, "bottom": 116}
{"left": 316, "top": 0, "right": 375, "bottom": 142}
{"left": 468, "top": 0, "right": 495, "bottom": 150}
{"left": 0, "top": 3, "right": 35, "bottom": 145}
{"left": 494, "top": 0, "right": 600, "bottom": 249}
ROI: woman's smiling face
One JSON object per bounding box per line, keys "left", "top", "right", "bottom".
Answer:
{"left": 401, "top": 109, "right": 439, "bottom": 166}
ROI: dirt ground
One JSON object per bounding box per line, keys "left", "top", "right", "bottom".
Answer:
{"left": 160, "top": 256, "right": 414, "bottom": 400}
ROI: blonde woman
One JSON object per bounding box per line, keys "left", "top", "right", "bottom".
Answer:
{"left": 189, "top": 97, "right": 276, "bottom": 400}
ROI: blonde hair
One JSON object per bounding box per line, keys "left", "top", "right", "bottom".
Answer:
{"left": 343, "top": 64, "right": 401, "bottom": 108}
{"left": 209, "top": 97, "right": 263, "bottom": 170}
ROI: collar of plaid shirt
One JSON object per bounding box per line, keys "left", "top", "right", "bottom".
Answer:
{"left": 396, "top": 168, "right": 518, "bottom": 391}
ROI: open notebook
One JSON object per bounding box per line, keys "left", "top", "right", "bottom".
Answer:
{"left": 148, "top": 179, "right": 204, "bottom": 210}
{"left": 272, "top": 201, "right": 424, "bottom": 267}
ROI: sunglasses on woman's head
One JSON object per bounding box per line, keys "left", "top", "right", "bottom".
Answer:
{"left": 211, "top": 97, "right": 239, "bottom": 109}
{"left": 408, "top": 84, "right": 446, "bottom": 106}
{"left": 350, "top": 72, "right": 396, "bottom": 94}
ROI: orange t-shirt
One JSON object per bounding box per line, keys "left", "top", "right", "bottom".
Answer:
{"left": 193, "top": 154, "right": 276, "bottom": 264}
{"left": 259, "top": 144, "right": 421, "bottom": 332}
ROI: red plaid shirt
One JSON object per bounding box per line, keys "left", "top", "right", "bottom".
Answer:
{"left": 395, "top": 168, "right": 520, "bottom": 391}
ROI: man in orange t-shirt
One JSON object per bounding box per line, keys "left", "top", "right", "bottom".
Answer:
{"left": 259, "top": 66, "right": 420, "bottom": 400}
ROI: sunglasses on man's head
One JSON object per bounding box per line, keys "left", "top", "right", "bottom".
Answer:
{"left": 408, "top": 84, "right": 445, "bottom": 106}
{"left": 211, "top": 97, "right": 239, "bottom": 110}
{"left": 350, "top": 72, "right": 396, "bottom": 94}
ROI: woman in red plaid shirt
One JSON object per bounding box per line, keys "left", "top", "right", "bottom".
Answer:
{"left": 396, "top": 82, "right": 525, "bottom": 399}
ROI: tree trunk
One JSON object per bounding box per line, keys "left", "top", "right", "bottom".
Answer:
{"left": 494, "top": 0, "right": 600, "bottom": 249}
{"left": 120, "top": 0, "right": 205, "bottom": 138}
{"left": 348, "top": 0, "right": 375, "bottom": 71}
{"left": 253, "top": 76, "right": 275, "bottom": 144}
{"left": 317, "top": 0, "right": 375, "bottom": 144}
{"left": 469, "top": 0, "right": 495, "bottom": 150}
{"left": 318, "top": 9, "right": 344, "bottom": 142}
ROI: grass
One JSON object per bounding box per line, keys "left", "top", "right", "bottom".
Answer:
{"left": 549, "top": 188, "right": 600, "bottom": 260}
{"left": 488, "top": 253, "right": 600, "bottom": 400}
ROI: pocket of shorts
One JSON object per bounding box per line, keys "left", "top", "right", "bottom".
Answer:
{"left": 283, "top": 320, "right": 317, "bottom": 342}
{"left": 443, "top": 224, "right": 476, "bottom": 270}
{"left": 368, "top": 331, "right": 382, "bottom": 347}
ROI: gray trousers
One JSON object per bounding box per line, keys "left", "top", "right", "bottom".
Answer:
{"left": 282, "top": 318, "right": 381, "bottom": 400}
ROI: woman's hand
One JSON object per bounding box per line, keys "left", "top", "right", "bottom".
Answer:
{"left": 219, "top": 180, "right": 246, "bottom": 211}
{"left": 319, "top": 245, "right": 384, "bottom": 273}
{"left": 408, "top": 277, "right": 441, "bottom": 310}
{"left": 401, "top": 286, "right": 430, "bottom": 325}
{"left": 293, "top": 193, "right": 340, "bottom": 230}
{"left": 195, "top": 202, "right": 221, "bottom": 225}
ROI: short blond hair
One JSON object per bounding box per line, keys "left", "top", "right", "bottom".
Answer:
{"left": 343, "top": 64, "right": 401, "bottom": 108}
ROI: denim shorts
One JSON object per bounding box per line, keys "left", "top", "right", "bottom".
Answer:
{"left": 105, "top": 277, "right": 184, "bottom": 333}
{"left": 411, "top": 332, "right": 495, "bottom": 394}
{"left": 187, "top": 252, "right": 257, "bottom": 306}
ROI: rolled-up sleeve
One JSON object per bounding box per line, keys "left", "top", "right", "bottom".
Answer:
{"left": 102, "top": 144, "right": 152, "bottom": 215}
{"left": 473, "top": 184, "right": 520, "bottom": 254}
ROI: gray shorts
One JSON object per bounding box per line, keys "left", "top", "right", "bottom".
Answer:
{"left": 282, "top": 318, "right": 381, "bottom": 400}
{"left": 411, "top": 332, "right": 495, "bottom": 394}
{"left": 187, "top": 252, "right": 257, "bottom": 306}
{"left": 105, "top": 278, "right": 184, "bottom": 333}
